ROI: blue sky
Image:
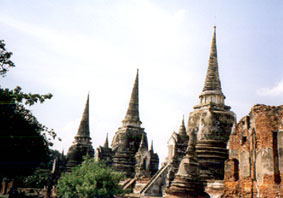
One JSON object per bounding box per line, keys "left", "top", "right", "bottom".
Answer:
{"left": 1, "top": 0, "right": 283, "bottom": 162}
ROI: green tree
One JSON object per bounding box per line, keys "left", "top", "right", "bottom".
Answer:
{"left": 21, "top": 149, "right": 65, "bottom": 188}
{"left": 0, "top": 40, "right": 14, "bottom": 76}
{"left": 57, "top": 159, "right": 126, "bottom": 198}
{"left": 22, "top": 169, "right": 51, "bottom": 188}
{"left": 0, "top": 40, "right": 58, "bottom": 178}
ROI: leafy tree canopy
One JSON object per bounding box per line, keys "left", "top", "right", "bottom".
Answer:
{"left": 0, "top": 40, "right": 15, "bottom": 77}
{"left": 57, "top": 159, "right": 126, "bottom": 198}
{"left": 0, "top": 40, "right": 58, "bottom": 178}
{"left": 22, "top": 168, "right": 51, "bottom": 188}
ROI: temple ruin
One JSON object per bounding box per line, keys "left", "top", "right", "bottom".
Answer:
{"left": 223, "top": 104, "right": 283, "bottom": 197}
{"left": 63, "top": 27, "right": 283, "bottom": 198}
{"left": 66, "top": 94, "right": 94, "bottom": 171}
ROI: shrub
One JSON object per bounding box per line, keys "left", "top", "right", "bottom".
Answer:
{"left": 57, "top": 159, "right": 125, "bottom": 198}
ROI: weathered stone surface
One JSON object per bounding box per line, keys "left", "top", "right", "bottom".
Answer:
{"left": 204, "top": 180, "right": 225, "bottom": 198}
{"left": 66, "top": 95, "right": 94, "bottom": 170}
{"left": 135, "top": 136, "right": 159, "bottom": 178}
{"left": 111, "top": 126, "right": 148, "bottom": 177}
{"left": 96, "top": 70, "right": 159, "bottom": 180}
{"left": 110, "top": 70, "right": 153, "bottom": 178}
{"left": 161, "top": 27, "right": 235, "bottom": 198}
{"left": 140, "top": 164, "right": 170, "bottom": 197}
{"left": 223, "top": 104, "right": 283, "bottom": 198}
{"left": 95, "top": 134, "right": 113, "bottom": 166}
{"left": 138, "top": 119, "right": 189, "bottom": 198}
{"left": 133, "top": 178, "right": 151, "bottom": 194}
{"left": 165, "top": 127, "right": 208, "bottom": 198}
{"left": 189, "top": 107, "right": 235, "bottom": 181}
{"left": 165, "top": 118, "right": 189, "bottom": 187}
{"left": 185, "top": 27, "right": 236, "bottom": 184}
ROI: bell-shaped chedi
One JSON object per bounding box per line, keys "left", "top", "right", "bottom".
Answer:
{"left": 165, "top": 117, "right": 189, "bottom": 187}
{"left": 66, "top": 94, "right": 94, "bottom": 170}
{"left": 111, "top": 70, "right": 157, "bottom": 178}
{"left": 139, "top": 27, "right": 236, "bottom": 198}
{"left": 165, "top": 129, "right": 209, "bottom": 198}
{"left": 188, "top": 27, "right": 236, "bottom": 182}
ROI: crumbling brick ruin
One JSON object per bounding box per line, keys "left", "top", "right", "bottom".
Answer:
{"left": 63, "top": 27, "right": 283, "bottom": 198}
{"left": 223, "top": 104, "right": 283, "bottom": 198}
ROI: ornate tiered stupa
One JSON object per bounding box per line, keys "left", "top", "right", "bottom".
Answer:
{"left": 111, "top": 70, "right": 148, "bottom": 177}
{"left": 96, "top": 70, "right": 159, "bottom": 178}
{"left": 165, "top": 117, "right": 189, "bottom": 187}
{"left": 66, "top": 95, "right": 94, "bottom": 170}
{"left": 140, "top": 27, "right": 236, "bottom": 197}
{"left": 165, "top": 128, "right": 209, "bottom": 197}
{"left": 191, "top": 26, "right": 236, "bottom": 182}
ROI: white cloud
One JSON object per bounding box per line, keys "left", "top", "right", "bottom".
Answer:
{"left": 0, "top": 2, "right": 211, "bottom": 164}
{"left": 257, "top": 80, "right": 283, "bottom": 96}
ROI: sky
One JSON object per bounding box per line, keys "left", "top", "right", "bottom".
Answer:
{"left": 1, "top": 0, "right": 283, "bottom": 163}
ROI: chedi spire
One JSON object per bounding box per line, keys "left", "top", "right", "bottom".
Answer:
{"left": 199, "top": 26, "right": 225, "bottom": 106}
{"left": 203, "top": 26, "right": 222, "bottom": 92}
{"left": 165, "top": 129, "right": 207, "bottom": 197}
{"left": 66, "top": 94, "right": 94, "bottom": 170}
{"left": 138, "top": 133, "right": 148, "bottom": 152}
{"left": 76, "top": 94, "right": 90, "bottom": 138}
{"left": 104, "top": 133, "right": 109, "bottom": 148}
{"left": 178, "top": 116, "right": 186, "bottom": 136}
{"left": 122, "top": 69, "right": 142, "bottom": 127}
{"left": 150, "top": 140, "right": 154, "bottom": 152}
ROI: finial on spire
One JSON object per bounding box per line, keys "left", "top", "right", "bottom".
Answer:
{"left": 138, "top": 134, "right": 148, "bottom": 152}
{"left": 202, "top": 26, "right": 220, "bottom": 91}
{"left": 178, "top": 116, "right": 187, "bottom": 136}
{"left": 198, "top": 27, "right": 225, "bottom": 107}
{"left": 150, "top": 140, "right": 154, "bottom": 152}
{"left": 76, "top": 94, "right": 90, "bottom": 137}
{"left": 122, "top": 70, "right": 142, "bottom": 127}
{"left": 104, "top": 133, "right": 109, "bottom": 148}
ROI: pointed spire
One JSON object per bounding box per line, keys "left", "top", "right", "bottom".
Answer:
{"left": 104, "top": 133, "right": 109, "bottom": 148}
{"left": 199, "top": 27, "right": 225, "bottom": 106}
{"left": 76, "top": 94, "right": 90, "bottom": 137}
{"left": 122, "top": 69, "right": 142, "bottom": 127}
{"left": 178, "top": 115, "right": 187, "bottom": 136}
{"left": 203, "top": 26, "right": 222, "bottom": 92}
{"left": 149, "top": 140, "right": 154, "bottom": 152}
{"left": 138, "top": 134, "right": 148, "bottom": 152}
